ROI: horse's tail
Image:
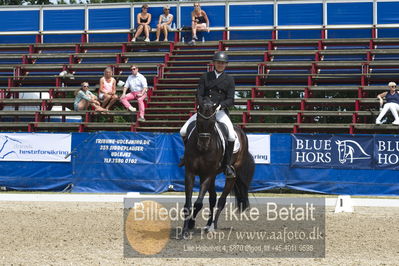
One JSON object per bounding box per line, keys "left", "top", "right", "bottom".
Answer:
{"left": 233, "top": 151, "right": 255, "bottom": 212}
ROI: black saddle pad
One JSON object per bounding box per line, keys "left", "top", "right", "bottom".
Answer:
{"left": 187, "top": 120, "right": 196, "bottom": 139}
{"left": 216, "top": 122, "right": 229, "bottom": 143}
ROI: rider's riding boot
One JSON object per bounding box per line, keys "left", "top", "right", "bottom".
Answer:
{"left": 178, "top": 136, "right": 187, "bottom": 167}
{"left": 223, "top": 140, "right": 236, "bottom": 179}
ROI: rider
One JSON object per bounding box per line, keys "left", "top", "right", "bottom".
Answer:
{"left": 179, "top": 51, "right": 236, "bottom": 178}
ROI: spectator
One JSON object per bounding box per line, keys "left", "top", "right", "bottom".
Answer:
{"left": 191, "top": 2, "right": 210, "bottom": 43}
{"left": 155, "top": 5, "right": 174, "bottom": 42}
{"left": 376, "top": 81, "right": 399, "bottom": 125}
{"left": 120, "top": 65, "right": 148, "bottom": 122}
{"left": 74, "top": 82, "right": 107, "bottom": 112}
{"left": 99, "top": 67, "right": 118, "bottom": 110}
{"left": 132, "top": 4, "right": 152, "bottom": 42}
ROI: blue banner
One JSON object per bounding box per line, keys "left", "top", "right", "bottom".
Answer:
{"left": 72, "top": 132, "right": 167, "bottom": 193}
{"left": 0, "top": 132, "right": 398, "bottom": 195}
{"left": 374, "top": 136, "right": 399, "bottom": 169}
{"left": 291, "top": 134, "right": 398, "bottom": 170}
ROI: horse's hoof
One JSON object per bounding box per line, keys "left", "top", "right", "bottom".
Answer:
{"left": 203, "top": 224, "right": 215, "bottom": 233}
{"left": 188, "top": 219, "right": 195, "bottom": 229}
{"left": 181, "top": 231, "right": 191, "bottom": 240}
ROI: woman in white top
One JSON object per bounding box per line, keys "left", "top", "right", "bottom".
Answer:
{"left": 99, "top": 67, "right": 118, "bottom": 110}
{"left": 156, "top": 5, "right": 174, "bottom": 42}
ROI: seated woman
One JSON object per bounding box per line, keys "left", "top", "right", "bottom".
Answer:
{"left": 99, "top": 67, "right": 118, "bottom": 110}
{"left": 191, "top": 2, "right": 210, "bottom": 42}
{"left": 155, "top": 5, "right": 173, "bottom": 42}
{"left": 132, "top": 4, "right": 152, "bottom": 42}
{"left": 74, "top": 82, "right": 107, "bottom": 112}
{"left": 376, "top": 81, "right": 399, "bottom": 125}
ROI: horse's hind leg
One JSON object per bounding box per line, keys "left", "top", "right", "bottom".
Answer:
{"left": 190, "top": 176, "right": 212, "bottom": 229}
{"left": 213, "top": 178, "right": 235, "bottom": 230}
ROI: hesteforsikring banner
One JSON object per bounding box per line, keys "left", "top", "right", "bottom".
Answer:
{"left": 0, "top": 133, "right": 71, "bottom": 162}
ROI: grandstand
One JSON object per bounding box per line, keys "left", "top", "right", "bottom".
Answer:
{"left": 0, "top": 1, "right": 399, "bottom": 134}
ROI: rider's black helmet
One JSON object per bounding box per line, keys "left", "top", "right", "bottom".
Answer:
{"left": 213, "top": 51, "right": 228, "bottom": 63}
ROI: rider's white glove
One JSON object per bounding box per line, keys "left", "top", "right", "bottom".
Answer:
{"left": 216, "top": 105, "right": 221, "bottom": 111}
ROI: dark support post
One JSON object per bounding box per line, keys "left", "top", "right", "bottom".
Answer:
{"left": 271, "top": 27, "right": 277, "bottom": 40}
{"left": 355, "top": 100, "right": 360, "bottom": 111}
{"left": 349, "top": 125, "right": 354, "bottom": 135}
{"left": 352, "top": 113, "right": 358, "bottom": 124}
{"left": 174, "top": 31, "right": 179, "bottom": 43}
{"left": 246, "top": 99, "right": 252, "bottom": 111}
{"left": 28, "top": 123, "right": 34, "bottom": 133}
{"left": 153, "top": 76, "right": 158, "bottom": 90}
{"left": 317, "top": 40, "right": 323, "bottom": 51}
{"left": 35, "top": 34, "right": 42, "bottom": 44}
{"left": 371, "top": 26, "right": 377, "bottom": 39}
{"left": 300, "top": 100, "right": 305, "bottom": 111}
{"left": 122, "top": 43, "right": 127, "bottom": 53}
{"left": 75, "top": 44, "right": 81, "bottom": 53}
{"left": 321, "top": 27, "right": 326, "bottom": 40}
{"left": 293, "top": 125, "right": 298, "bottom": 134}
{"left": 242, "top": 111, "right": 248, "bottom": 124}
{"left": 29, "top": 45, "right": 35, "bottom": 54}
{"left": 169, "top": 42, "right": 174, "bottom": 53}
{"left": 358, "top": 87, "right": 364, "bottom": 98}
{"left": 164, "top": 53, "right": 170, "bottom": 64}
{"left": 296, "top": 113, "right": 302, "bottom": 124}
{"left": 81, "top": 33, "right": 88, "bottom": 43}
{"left": 251, "top": 87, "right": 257, "bottom": 99}
{"left": 79, "top": 124, "right": 85, "bottom": 133}
{"left": 222, "top": 30, "right": 228, "bottom": 41}
{"left": 218, "top": 40, "right": 224, "bottom": 51}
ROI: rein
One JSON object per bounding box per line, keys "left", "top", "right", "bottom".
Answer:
{"left": 197, "top": 109, "right": 217, "bottom": 120}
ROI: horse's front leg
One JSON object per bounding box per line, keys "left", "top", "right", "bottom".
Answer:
{"left": 190, "top": 176, "right": 213, "bottom": 230}
{"left": 213, "top": 178, "right": 235, "bottom": 230}
{"left": 182, "top": 172, "right": 195, "bottom": 239}
{"left": 204, "top": 180, "right": 217, "bottom": 232}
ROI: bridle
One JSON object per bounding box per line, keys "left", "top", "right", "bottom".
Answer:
{"left": 196, "top": 108, "right": 217, "bottom": 139}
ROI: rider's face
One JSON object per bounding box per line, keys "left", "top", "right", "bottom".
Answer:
{"left": 214, "top": 60, "right": 227, "bottom": 72}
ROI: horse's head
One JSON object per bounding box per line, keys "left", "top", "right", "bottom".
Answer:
{"left": 336, "top": 140, "right": 346, "bottom": 163}
{"left": 336, "top": 140, "right": 355, "bottom": 164}
{"left": 196, "top": 97, "right": 218, "bottom": 152}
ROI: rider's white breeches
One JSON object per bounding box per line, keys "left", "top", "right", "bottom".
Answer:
{"left": 180, "top": 110, "right": 236, "bottom": 142}
{"left": 376, "top": 102, "right": 399, "bottom": 123}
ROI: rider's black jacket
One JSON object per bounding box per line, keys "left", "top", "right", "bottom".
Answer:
{"left": 197, "top": 71, "right": 235, "bottom": 114}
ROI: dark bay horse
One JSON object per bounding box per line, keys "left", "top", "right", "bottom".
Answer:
{"left": 181, "top": 98, "right": 255, "bottom": 238}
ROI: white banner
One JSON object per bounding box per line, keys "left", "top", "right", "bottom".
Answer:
{"left": 248, "top": 134, "right": 271, "bottom": 164}
{"left": 0, "top": 133, "right": 72, "bottom": 162}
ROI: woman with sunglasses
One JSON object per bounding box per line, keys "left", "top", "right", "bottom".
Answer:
{"left": 132, "top": 4, "right": 152, "bottom": 42}
{"left": 376, "top": 81, "right": 399, "bottom": 125}
{"left": 155, "top": 5, "right": 174, "bottom": 42}
{"left": 191, "top": 2, "right": 210, "bottom": 42}
{"left": 74, "top": 82, "right": 107, "bottom": 112}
